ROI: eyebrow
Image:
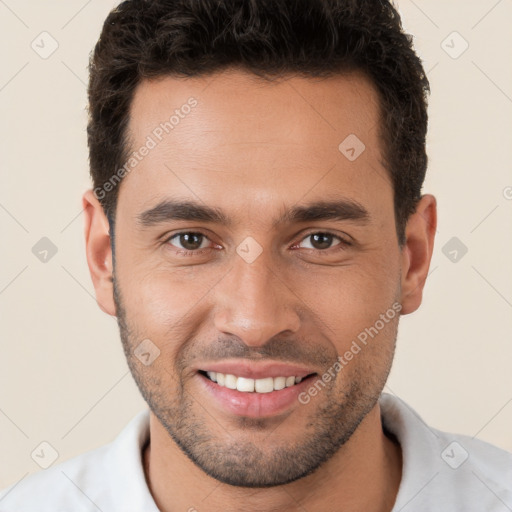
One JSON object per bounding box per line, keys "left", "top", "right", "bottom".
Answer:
{"left": 136, "top": 198, "right": 370, "bottom": 228}
{"left": 136, "top": 199, "right": 228, "bottom": 227}
{"left": 279, "top": 199, "right": 370, "bottom": 226}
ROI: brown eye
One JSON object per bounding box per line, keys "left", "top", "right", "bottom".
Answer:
{"left": 168, "top": 232, "right": 209, "bottom": 251}
{"left": 299, "top": 233, "right": 342, "bottom": 250}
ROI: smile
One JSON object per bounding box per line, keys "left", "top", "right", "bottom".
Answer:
{"left": 201, "top": 371, "right": 307, "bottom": 393}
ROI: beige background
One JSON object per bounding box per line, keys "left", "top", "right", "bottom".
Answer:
{"left": 1, "top": 0, "right": 511, "bottom": 490}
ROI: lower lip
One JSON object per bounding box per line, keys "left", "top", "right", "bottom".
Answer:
{"left": 198, "top": 373, "right": 314, "bottom": 418}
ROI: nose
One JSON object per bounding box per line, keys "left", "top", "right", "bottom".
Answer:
{"left": 212, "top": 251, "right": 301, "bottom": 347}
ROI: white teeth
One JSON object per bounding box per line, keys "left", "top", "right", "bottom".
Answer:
{"left": 255, "top": 377, "right": 274, "bottom": 393}
{"left": 225, "top": 374, "right": 237, "bottom": 390}
{"left": 204, "top": 372, "right": 307, "bottom": 393}
{"left": 236, "top": 377, "right": 255, "bottom": 392}
{"left": 274, "top": 376, "right": 286, "bottom": 390}
{"left": 285, "top": 376, "right": 295, "bottom": 387}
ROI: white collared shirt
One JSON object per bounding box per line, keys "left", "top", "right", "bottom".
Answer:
{"left": 1, "top": 393, "right": 511, "bottom": 511}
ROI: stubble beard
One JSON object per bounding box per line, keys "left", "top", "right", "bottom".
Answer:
{"left": 112, "top": 276, "right": 397, "bottom": 488}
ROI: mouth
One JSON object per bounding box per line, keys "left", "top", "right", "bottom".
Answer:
{"left": 199, "top": 370, "right": 315, "bottom": 393}
{"left": 195, "top": 363, "right": 318, "bottom": 418}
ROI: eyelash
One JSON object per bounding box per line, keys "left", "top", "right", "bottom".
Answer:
{"left": 163, "top": 230, "right": 352, "bottom": 256}
{"left": 291, "top": 231, "right": 351, "bottom": 252}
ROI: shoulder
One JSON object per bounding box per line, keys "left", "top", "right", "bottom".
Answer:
{"left": 0, "top": 409, "right": 154, "bottom": 512}
{"left": 0, "top": 443, "right": 111, "bottom": 511}
{"left": 380, "top": 393, "right": 512, "bottom": 512}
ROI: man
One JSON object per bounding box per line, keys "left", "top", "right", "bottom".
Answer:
{"left": 1, "top": 0, "right": 510, "bottom": 510}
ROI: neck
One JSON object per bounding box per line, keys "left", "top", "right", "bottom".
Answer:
{"left": 143, "top": 403, "right": 402, "bottom": 512}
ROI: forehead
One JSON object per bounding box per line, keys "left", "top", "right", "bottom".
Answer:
{"left": 120, "top": 69, "right": 390, "bottom": 220}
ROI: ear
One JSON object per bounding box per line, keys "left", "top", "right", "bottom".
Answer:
{"left": 400, "top": 194, "right": 437, "bottom": 315}
{"left": 82, "top": 189, "right": 116, "bottom": 316}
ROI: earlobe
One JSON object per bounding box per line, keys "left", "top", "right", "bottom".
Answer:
{"left": 400, "top": 194, "right": 437, "bottom": 315}
{"left": 82, "top": 189, "right": 117, "bottom": 316}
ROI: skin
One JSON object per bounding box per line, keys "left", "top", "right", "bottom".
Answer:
{"left": 83, "top": 69, "right": 436, "bottom": 511}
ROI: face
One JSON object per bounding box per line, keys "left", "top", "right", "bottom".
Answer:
{"left": 90, "top": 69, "right": 427, "bottom": 487}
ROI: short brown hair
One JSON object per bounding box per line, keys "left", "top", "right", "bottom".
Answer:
{"left": 87, "top": 0, "right": 429, "bottom": 244}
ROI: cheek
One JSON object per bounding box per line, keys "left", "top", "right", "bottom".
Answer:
{"left": 288, "top": 253, "right": 401, "bottom": 351}
{"left": 118, "top": 263, "right": 220, "bottom": 342}
{"left": 286, "top": 252, "right": 400, "bottom": 376}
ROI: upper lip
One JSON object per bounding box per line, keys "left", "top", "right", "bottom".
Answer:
{"left": 196, "top": 360, "right": 317, "bottom": 380}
